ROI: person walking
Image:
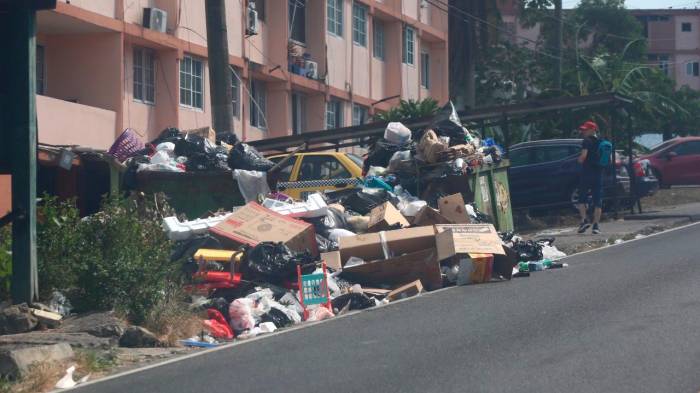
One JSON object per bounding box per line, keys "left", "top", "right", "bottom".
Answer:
{"left": 576, "top": 121, "right": 604, "bottom": 234}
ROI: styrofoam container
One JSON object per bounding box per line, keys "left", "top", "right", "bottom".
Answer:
{"left": 163, "top": 213, "right": 232, "bottom": 241}
{"left": 262, "top": 193, "right": 328, "bottom": 218}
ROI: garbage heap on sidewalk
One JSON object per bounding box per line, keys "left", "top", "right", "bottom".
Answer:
{"left": 160, "top": 106, "right": 568, "bottom": 346}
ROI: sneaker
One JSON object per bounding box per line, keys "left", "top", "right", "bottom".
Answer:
{"left": 592, "top": 224, "right": 601, "bottom": 234}
{"left": 577, "top": 220, "right": 591, "bottom": 234}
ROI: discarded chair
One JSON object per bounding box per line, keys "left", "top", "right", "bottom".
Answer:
{"left": 296, "top": 261, "right": 332, "bottom": 320}
{"left": 188, "top": 249, "right": 244, "bottom": 292}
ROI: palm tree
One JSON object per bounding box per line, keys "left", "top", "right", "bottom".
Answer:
{"left": 373, "top": 98, "right": 440, "bottom": 122}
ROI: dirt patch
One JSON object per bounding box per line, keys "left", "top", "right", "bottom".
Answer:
{"left": 642, "top": 187, "right": 700, "bottom": 209}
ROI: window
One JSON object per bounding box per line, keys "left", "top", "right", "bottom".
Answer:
{"left": 253, "top": 0, "right": 265, "bottom": 20}
{"left": 686, "top": 61, "right": 699, "bottom": 77}
{"left": 269, "top": 156, "right": 297, "bottom": 181}
{"left": 36, "top": 45, "right": 45, "bottom": 95}
{"left": 231, "top": 68, "right": 240, "bottom": 118}
{"left": 250, "top": 79, "right": 267, "bottom": 129}
{"left": 352, "top": 2, "right": 367, "bottom": 46}
{"left": 373, "top": 20, "right": 384, "bottom": 60}
{"left": 420, "top": 51, "right": 430, "bottom": 88}
{"left": 291, "top": 92, "right": 307, "bottom": 135}
{"left": 134, "top": 47, "right": 156, "bottom": 104}
{"left": 682, "top": 22, "right": 692, "bottom": 32}
{"left": 180, "top": 55, "right": 203, "bottom": 109}
{"left": 289, "top": 0, "right": 306, "bottom": 43}
{"left": 299, "top": 155, "right": 351, "bottom": 181}
{"left": 352, "top": 104, "right": 368, "bottom": 125}
{"left": 650, "top": 54, "right": 670, "bottom": 76}
{"left": 673, "top": 141, "right": 700, "bottom": 156}
{"left": 508, "top": 149, "right": 531, "bottom": 167}
{"left": 327, "top": 0, "right": 343, "bottom": 36}
{"left": 326, "top": 100, "right": 343, "bottom": 129}
{"left": 402, "top": 25, "right": 415, "bottom": 65}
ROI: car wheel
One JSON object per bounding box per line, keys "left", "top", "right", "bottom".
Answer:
{"left": 652, "top": 167, "right": 670, "bottom": 189}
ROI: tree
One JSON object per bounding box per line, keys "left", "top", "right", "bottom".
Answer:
{"left": 373, "top": 98, "right": 440, "bottom": 122}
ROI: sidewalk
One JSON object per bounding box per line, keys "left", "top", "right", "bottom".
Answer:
{"left": 526, "top": 202, "right": 700, "bottom": 255}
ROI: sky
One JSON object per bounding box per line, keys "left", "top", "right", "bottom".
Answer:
{"left": 563, "top": 0, "right": 700, "bottom": 9}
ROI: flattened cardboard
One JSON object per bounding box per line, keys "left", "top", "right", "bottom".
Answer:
{"left": 340, "top": 248, "right": 443, "bottom": 290}
{"left": 438, "top": 193, "right": 471, "bottom": 224}
{"left": 386, "top": 280, "right": 424, "bottom": 301}
{"left": 211, "top": 202, "right": 318, "bottom": 256}
{"left": 367, "top": 202, "right": 410, "bottom": 232}
{"left": 321, "top": 251, "right": 342, "bottom": 271}
{"left": 412, "top": 206, "right": 451, "bottom": 226}
{"left": 337, "top": 226, "right": 436, "bottom": 263}
{"left": 435, "top": 224, "right": 505, "bottom": 260}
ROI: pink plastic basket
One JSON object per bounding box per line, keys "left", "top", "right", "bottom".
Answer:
{"left": 108, "top": 128, "right": 145, "bottom": 162}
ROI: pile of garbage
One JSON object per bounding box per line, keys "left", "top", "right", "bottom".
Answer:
{"left": 160, "top": 111, "right": 567, "bottom": 345}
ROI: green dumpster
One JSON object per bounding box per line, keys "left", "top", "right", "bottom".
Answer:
{"left": 468, "top": 160, "right": 513, "bottom": 232}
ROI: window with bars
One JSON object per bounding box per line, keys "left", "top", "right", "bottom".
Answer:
{"left": 36, "top": 45, "right": 45, "bottom": 95}
{"left": 326, "top": 100, "right": 343, "bottom": 129}
{"left": 352, "top": 104, "right": 368, "bottom": 126}
{"left": 421, "top": 51, "right": 430, "bottom": 88}
{"left": 250, "top": 79, "right": 267, "bottom": 129}
{"left": 373, "top": 20, "right": 384, "bottom": 60}
{"left": 180, "top": 55, "right": 203, "bottom": 109}
{"left": 134, "top": 47, "right": 156, "bottom": 104}
{"left": 327, "top": 0, "right": 343, "bottom": 36}
{"left": 352, "top": 2, "right": 367, "bottom": 46}
{"left": 231, "top": 68, "right": 240, "bottom": 118}
{"left": 686, "top": 61, "right": 699, "bottom": 77}
{"left": 289, "top": 0, "right": 306, "bottom": 43}
{"left": 403, "top": 25, "right": 415, "bottom": 65}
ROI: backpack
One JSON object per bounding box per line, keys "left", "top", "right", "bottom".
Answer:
{"left": 597, "top": 139, "right": 613, "bottom": 167}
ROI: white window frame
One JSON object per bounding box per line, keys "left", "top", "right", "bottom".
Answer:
{"left": 373, "top": 20, "right": 384, "bottom": 60}
{"left": 352, "top": 2, "right": 367, "bottom": 47}
{"left": 231, "top": 68, "right": 240, "bottom": 118}
{"left": 352, "top": 104, "right": 368, "bottom": 126}
{"left": 403, "top": 25, "right": 415, "bottom": 65}
{"left": 291, "top": 92, "right": 307, "bottom": 135}
{"left": 327, "top": 0, "right": 343, "bottom": 37}
{"left": 250, "top": 79, "right": 267, "bottom": 130}
{"left": 420, "top": 51, "right": 430, "bottom": 88}
{"left": 289, "top": 0, "right": 306, "bottom": 44}
{"left": 134, "top": 46, "right": 156, "bottom": 105}
{"left": 36, "top": 44, "right": 46, "bottom": 95}
{"left": 326, "top": 99, "right": 343, "bottom": 129}
{"left": 180, "top": 54, "right": 204, "bottom": 109}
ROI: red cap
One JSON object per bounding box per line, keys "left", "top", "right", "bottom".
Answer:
{"left": 579, "top": 121, "right": 598, "bottom": 131}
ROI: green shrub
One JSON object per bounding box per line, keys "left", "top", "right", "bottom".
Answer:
{"left": 0, "top": 225, "right": 11, "bottom": 300}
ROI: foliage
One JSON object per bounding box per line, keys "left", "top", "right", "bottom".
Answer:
{"left": 373, "top": 98, "right": 440, "bottom": 122}
{"left": 0, "top": 226, "right": 11, "bottom": 300}
{"left": 34, "top": 194, "right": 181, "bottom": 325}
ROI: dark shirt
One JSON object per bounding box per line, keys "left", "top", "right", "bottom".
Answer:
{"left": 581, "top": 135, "right": 601, "bottom": 173}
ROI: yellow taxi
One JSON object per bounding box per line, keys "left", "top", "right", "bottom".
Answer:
{"left": 268, "top": 152, "right": 365, "bottom": 200}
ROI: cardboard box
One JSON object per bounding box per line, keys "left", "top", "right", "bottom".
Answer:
{"left": 412, "top": 206, "right": 452, "bottom": 226}
{"left": 337, "top": 226, "right": 437, "bottom": 263}
{"left": 493, "top": 246, "right": 518, "bottom": 280}
{"left": 184, "top": 126, "right": 216, "bottom": 144}
{"left": 340, "top": 248, "right": 443, "bottom": 290}
{"left": 321, "top": 250, "right": 343, "bottom": 271}
{"left": 367, "top": 202, "right": 410, "bottom": 232}
{"left": 435, "top": 224, "right": 505, "bottom": 260}
{"left": 211, "top": 202, "right": 318, "bottom": 256}
{"left": 438, "top": 194, "right": 471, "bottom": 224}
{"left": 386, "top": 280, "right": 424, "bottom": 301}
{"left": 455, "top": 253, "right": 494, "bottom": 285}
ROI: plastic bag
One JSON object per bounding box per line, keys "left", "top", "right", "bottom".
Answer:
{"left": 150, "top": 150, "right": 174, "bottom": 165}
{"left": 328, "top": 228, "right": 356, "bottom": 243}
{"left": 233, "top": 169, "right": 271, "bottom": 203}
{"left": 331, "top": 293, "right": 375, "bottom": 312}
{"left": 48, "top": 291, "right": 72, "bottom": 317}
{"left": 384, "top": 122, "right": 412, "bottom": 145}
{"left": 229, "top": 298, "right": 256, "bottom": 332}
{"left": 241, "top": 242, "right": 314, "bottom": 283}
{"left": 260, "top": 307, "right": 292, "bottom": 328}
{"left": 227, "top": 143, "right": 275, "bottom": 171}
{"left": 203, "top": 309, "right": 234, "bottom": 339}
{"left": 306, "top": 306, "right": 334, "bottom": 322}
{"left": 341, "top": 189, "right": 392, "bottom": 215}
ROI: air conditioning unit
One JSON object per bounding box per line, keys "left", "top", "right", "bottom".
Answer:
{"left": 305, "top": 60, "right": 318, "bottom": 79}
{"left": 143, "top": 7, "right": 167, "bottom": 33}
{"left": 246, "top": 4, "right": 259, "bottom": 36}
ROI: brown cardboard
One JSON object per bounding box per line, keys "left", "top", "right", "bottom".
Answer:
{"left": 340, "top": 248, "right": 443, "bottom": 290}
{"left": 362, "top": 287, "right": 392, "bottom": 297}
{"left": 438, "top": 193, "right": 471, "bottom": 224}
{"left": 435, "top": 224, "right": 505, "bottom": 260}
{"left": 455, "top": 253, "right": 494, "bottom": 285}
{"left": 386, "top": 280, "right": 424, "bottom": 301}
{"left": 211, "top": 202, "right": 318, "bottom": 256}
{"left": 321, "top": 251, "right": 343, "bottom": 271}
{"left": 184, "top": 126, "right": 216, "bottom": 144}
{"left": 337, "top": 226, "right": 437, "bottom": 263}
{"left": 412, "top": 206, "right": 451, "bottom": 226}
{"left": 367, "top": 202, "right": 410, "bottom": 232}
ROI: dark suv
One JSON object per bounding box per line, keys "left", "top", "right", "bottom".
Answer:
{"left": 507, "top": 139, "right": 658, "bottom": 210}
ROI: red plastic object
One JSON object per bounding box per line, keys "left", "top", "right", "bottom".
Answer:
{"left": 194, "top": 271, "right": 242, "bottom": 284}
{"left": 203, "top": 309, "right": 234, "bottom": 339}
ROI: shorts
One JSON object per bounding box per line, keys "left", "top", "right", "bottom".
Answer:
{"left": 575, "top": 170, "right": 603, "bottom": 208}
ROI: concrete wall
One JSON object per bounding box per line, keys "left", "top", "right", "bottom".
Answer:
{"left": 676, "top": 15, "right": 700, "bottom": 51}
{"left": 648, "top": 19, "right": 675, "bottom": 52}
{"left": 59, "top": 0, "right": 116, "bottom": 18}
{"left": 37, "top": 95, "right": 117, "bottom": 149}
{"left": 675, "top": 54, "right": 700, "bottom": 89}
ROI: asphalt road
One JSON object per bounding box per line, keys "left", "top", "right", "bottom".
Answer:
{"left": 76, "top": 223, "right": 700, "bottom": 393}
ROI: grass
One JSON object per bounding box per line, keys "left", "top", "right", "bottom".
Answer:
{"left": 8, "top": 361, "right": 66, "bottom": 393}
{"left": 143, "top": 298, "right": 204, "bottom": 347}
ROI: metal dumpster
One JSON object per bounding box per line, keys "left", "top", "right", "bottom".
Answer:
{"left": 468, "top": 160, "right": 514, "bottom": 232}
{"left": 132, "top": 170, "right": 244, "bottom": 219}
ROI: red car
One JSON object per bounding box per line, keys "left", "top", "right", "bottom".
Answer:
{"left": 639, "top": 137, "right": 700, "bottom": 188}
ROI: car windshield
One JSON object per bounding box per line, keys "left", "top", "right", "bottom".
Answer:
{"left": 346, "top": 153, "right": 364, "bottom": 168}
{"left": 648, "top": 140, "right": 675, "bottom": 154}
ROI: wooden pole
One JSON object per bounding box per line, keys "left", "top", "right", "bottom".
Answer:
{"left": 205, "top": 0, "right": 235, "bottom": 137}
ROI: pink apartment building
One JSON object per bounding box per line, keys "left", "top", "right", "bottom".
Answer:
{"left": 0, "top": 0, "right": 449, "bottom": 216}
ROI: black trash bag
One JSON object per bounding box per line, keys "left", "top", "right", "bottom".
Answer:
{"left": 340, "top": 189, "right": 393, "bottom": 215}
{"left": 227, "top": 142, "right": 275, "bottom": 172}
{"left": 305, "top": 207, "right": 349, "bottom": 239}
{"left": 331, "top": 293, "right": 375, "bottom": 312}
{"left": 216, "top": 132, "right": 239, "bottom": 146}
{"left": 499, "top": 231, "right": 516, "bottom": 242}
{"left": 174, "top": 133, "right": 207, "bottom": 157}
{"left": 363, "top": 139, "right": 412, "bottom": 173}
{"left": 241, "top": 242, "right": 315, "bottom": 283}
{"left": 260, "top": 307, "right": 293, "bottom": 328}
{"left": 151, "top": 127, "right": 182, "bottom": 145}
{"left": 315, "top": 234, "right": 338, "bottom": 253}
{"left": 430, "top": 102, "right": 472, "bottom": 145}
{"left": 511, "top": 239, "right": 543, "bottom": 262}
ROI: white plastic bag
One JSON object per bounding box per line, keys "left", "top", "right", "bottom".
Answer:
{"left": 150, "top": 150, "right": 174, "bottom": 165}
{"left": 228, "top": 298, "right": 256, "bottom": 331}
{"left": 328, "top": 228, "right": 356, "bottom": 243}
{"left": 542, "top": 245, "right": 567, "bottom": 260}
{"left": 233, "top": 169, "right": 271, "bottom": 203}
{"left": 384, "top": 122, "right": 412, "bottom": 144}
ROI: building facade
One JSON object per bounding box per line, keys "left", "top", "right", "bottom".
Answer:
{"left": 33, "top": 0, "right": 449, "bottom": 149}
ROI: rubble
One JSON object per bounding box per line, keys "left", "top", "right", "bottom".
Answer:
{"left": 119, "top": 326, "right": 164, "bottom": 348}
{"left": 0, "top": 304, "right": 38, "bottom": 335}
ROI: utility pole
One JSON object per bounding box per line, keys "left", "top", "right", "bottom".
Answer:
{"left": 554, "top": 0, "right": 563, "bottom": 90}
{"left": 204, "top": 0, "right": 235, "bottom": 137}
